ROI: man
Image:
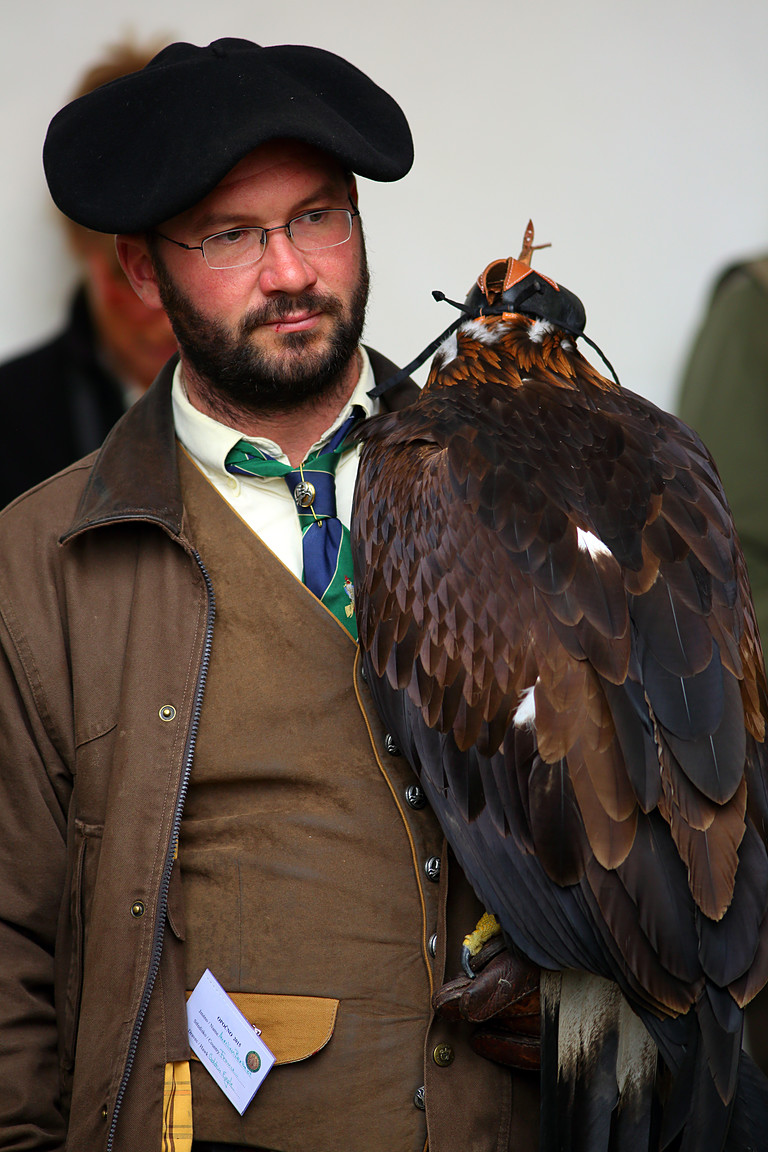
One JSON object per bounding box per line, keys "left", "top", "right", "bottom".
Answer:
{"left": 0, "top": 39, "right": 538, "bottom": 1152}
{"left": 0, "top": 40, "right": 177, "bottom": 508}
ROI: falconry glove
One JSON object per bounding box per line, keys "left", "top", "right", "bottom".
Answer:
{"left": 433, "top": 939, "right": 541, "bottom": 1071}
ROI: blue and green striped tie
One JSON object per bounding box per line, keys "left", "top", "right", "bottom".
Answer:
{"left": 225, "top": 409, "right": 363, "bottom": 637}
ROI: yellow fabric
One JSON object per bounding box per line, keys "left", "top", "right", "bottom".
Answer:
{"left": 185, "top": 991, "right": 339, "bottom": 1064}
{"left": 162, "top": 1060, "right": 193, "bottom": 1152}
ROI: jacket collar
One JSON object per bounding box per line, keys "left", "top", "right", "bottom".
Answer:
{"left": 63, "top": 347, "right": 418, "bottom": 542}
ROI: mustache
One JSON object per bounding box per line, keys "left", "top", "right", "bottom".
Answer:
{"left": 239, "top": 292, "right": 344, "bottom": 335}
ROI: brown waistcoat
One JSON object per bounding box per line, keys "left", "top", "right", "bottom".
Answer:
{"left": 174, "top": 450, "right": 538, "bottom": 1152}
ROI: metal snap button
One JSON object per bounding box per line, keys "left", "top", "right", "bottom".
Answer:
{"left": 428, "top": 933, "right": 437, "bottom": 958}
{"left": 159, "top": 705, "right": 176, "bottom": 721}
{"left": 424, "top": 856, "right": 441, "bottom": 882}
{"left": 433, "top": 1043, "right": 455, "bottom": 1067}
{"left": 413, "top": 1085, "right": 426, "bottom": 1111}
{"left": 130, "top": 901, "right": 145, "bottom": 918}
{"left": 384, "top": 733, "right": 402, "bottom": 756}
{"left": 405, "top": 783, "right": 426, "bottom": 809}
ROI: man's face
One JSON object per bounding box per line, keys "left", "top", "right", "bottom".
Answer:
{"left": 147, "top": 141, "right": 369, "bottom": 418}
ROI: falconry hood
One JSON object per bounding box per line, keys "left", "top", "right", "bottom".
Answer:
{"left": 466, "top": 253, "right": 587, "bottom": 337}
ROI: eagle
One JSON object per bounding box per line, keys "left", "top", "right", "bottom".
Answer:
{"left": 351, "top": 226, "right": 768, "bottom": 1150}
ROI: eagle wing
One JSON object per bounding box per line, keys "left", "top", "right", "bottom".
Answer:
{"left": 352, "top": 285, "right": 768, "bottom": 1149}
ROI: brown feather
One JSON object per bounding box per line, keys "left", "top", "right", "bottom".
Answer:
{"left": 569, "top": 745, "right": 638, "bottom": 869}
{"left": 659, "top": 776, "right": 747, "bottom": 920}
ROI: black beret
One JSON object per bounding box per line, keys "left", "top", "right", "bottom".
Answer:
{"left": 43, "top": 38, "right": 413, "bottom": 233}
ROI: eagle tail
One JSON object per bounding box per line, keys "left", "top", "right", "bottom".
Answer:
{"left": 661, "top": 1031, "right": 768, "bottom": 1152}
{"left": 724, "top": 1051, "right": 768, "bottom": 1151}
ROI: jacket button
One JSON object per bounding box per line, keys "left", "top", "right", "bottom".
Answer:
{"left": 384, "top": 733, "right": 401, "bottom": 756}
{"left": 413, "top": 1085, "right": 426, "bottom": 1111}
{"left": 101, "top": 1106, "right": 108, "bottom": 1119}
{"left": 424, "top": 856, "right": 441, "bottom": 882}
{"left": 405, "top": 783, "right": 426, "bottom": 809}
{"left": 433, "top": 1043, "right": 455, "bottom": 1067}
{"left": 130, "top": 901, "right": 145, "bottom": 918}
{"left": 159, "top": 705, "right": 176, "bottom": 721}
{"left": 428, "top": 933, "right": 437, "bottom": 958}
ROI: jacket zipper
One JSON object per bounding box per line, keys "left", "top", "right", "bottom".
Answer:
{"left": 106, "top": 550, "right": 215, "bottom": 1151}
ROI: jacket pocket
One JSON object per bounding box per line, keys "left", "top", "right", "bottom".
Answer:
{"left": 61, "top": 819, "right": 103, "bottom": 1077}
{"left": 166, "top": 854, "right": 186, "bottom": 941}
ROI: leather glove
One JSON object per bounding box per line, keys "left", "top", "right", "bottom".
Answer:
{"left": 432, "top": 938, "right": 541, "bottom": 1070}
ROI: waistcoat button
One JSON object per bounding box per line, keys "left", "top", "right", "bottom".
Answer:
{"left": 384, "top": 733, "right": 401, "bottom": 756}
{"left": 413, "top": 1085, "right": 426, "bottom": 1111}
{"left": 405, "top": 783, "right": 426, "bottom": 809}
{"left": 424, "top": 856, "right": 441, "bottom": 882}
{"left": 433, "top": 1043, "right": 455, "bottom": 1067}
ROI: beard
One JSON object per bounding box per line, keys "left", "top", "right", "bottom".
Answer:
{"left": 151, "top": 242, "right": 369, "bottom": 422}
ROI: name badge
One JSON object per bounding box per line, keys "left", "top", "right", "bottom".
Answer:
{"left": 187, "top": 968, "right": 276, "bottom": 1114}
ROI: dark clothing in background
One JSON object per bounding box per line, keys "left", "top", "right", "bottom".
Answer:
{"left": 0, "top": 287, "right": 126, "bottom": 507}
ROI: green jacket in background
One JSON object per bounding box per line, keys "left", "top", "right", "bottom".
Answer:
{"left": 677, "top": 256, "right": 768, "bottom": 642}
{"left": 677, "top": 256, "right": 768, "bottom": 1076}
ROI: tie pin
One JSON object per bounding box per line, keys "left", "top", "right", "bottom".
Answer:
{"left": 293, "top": 480, "right": 316, "bottom": 508}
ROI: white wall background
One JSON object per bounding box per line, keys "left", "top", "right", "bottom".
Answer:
{"left": 1, "top": 0, "right": 766, "bottom": 411}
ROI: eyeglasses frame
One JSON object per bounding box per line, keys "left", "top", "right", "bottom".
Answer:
{"left": 154, "top": 199, "right": 360, "bottom": 270}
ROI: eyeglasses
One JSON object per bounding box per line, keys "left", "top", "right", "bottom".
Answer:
{"left": 155, "top": 206, "right": 360, "bottom": 270}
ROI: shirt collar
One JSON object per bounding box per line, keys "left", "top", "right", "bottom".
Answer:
{"left": 172, "top": 347, "right": 376, "bottom": 479}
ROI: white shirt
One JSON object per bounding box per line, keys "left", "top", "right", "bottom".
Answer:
{"left": 171, "top": 348, "right": 379, "bottom": 579}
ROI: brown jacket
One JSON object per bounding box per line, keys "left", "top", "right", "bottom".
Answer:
{"left": 0, "top": 352, "right": 538, "bottom": 1150}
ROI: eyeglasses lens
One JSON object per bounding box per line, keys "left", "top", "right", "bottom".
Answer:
{"left": 202, "top": 210, "right": 354, "bottom": 269}
{"left": 291, "top": 210, "right": 353, "bottom": 252}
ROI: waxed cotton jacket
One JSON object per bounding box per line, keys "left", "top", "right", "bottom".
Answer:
{"left": 0, "top": 350, "right": 413, "bottom": 1146}
{"left": 0, "top": 352, "right": 540, "bottom": 1151}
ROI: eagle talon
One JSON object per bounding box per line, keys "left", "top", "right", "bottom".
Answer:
{"left": 461, "top": 911, "right": 503, "bottom": 977}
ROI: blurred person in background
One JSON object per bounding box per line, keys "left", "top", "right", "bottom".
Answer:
{"left": 678, "top": 250, "right": 768, "bottom": 1074}
{"left": 0, "top": 38, "right": 177, "bottom": 508}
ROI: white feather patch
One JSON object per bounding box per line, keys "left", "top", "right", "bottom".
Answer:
{"left": 514, "top": 683, "right": 537, "bottom": 728}
{"left": 460, "top": 318, "right": 508, "bottom": 345}
{"left": 616, "top": 992, "right": 657, "bottom": 1100}
{"left": 435, "top": 330, "right": 458, "bottom": 366}
{"left": 577, "top": 527, "right": 612, "bottom": 560}
{"left": 556, "top": 970, "right": 623, "bottom": 1079}
{"left": 528, "top": 319, "right": 555, "bottom": 344}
